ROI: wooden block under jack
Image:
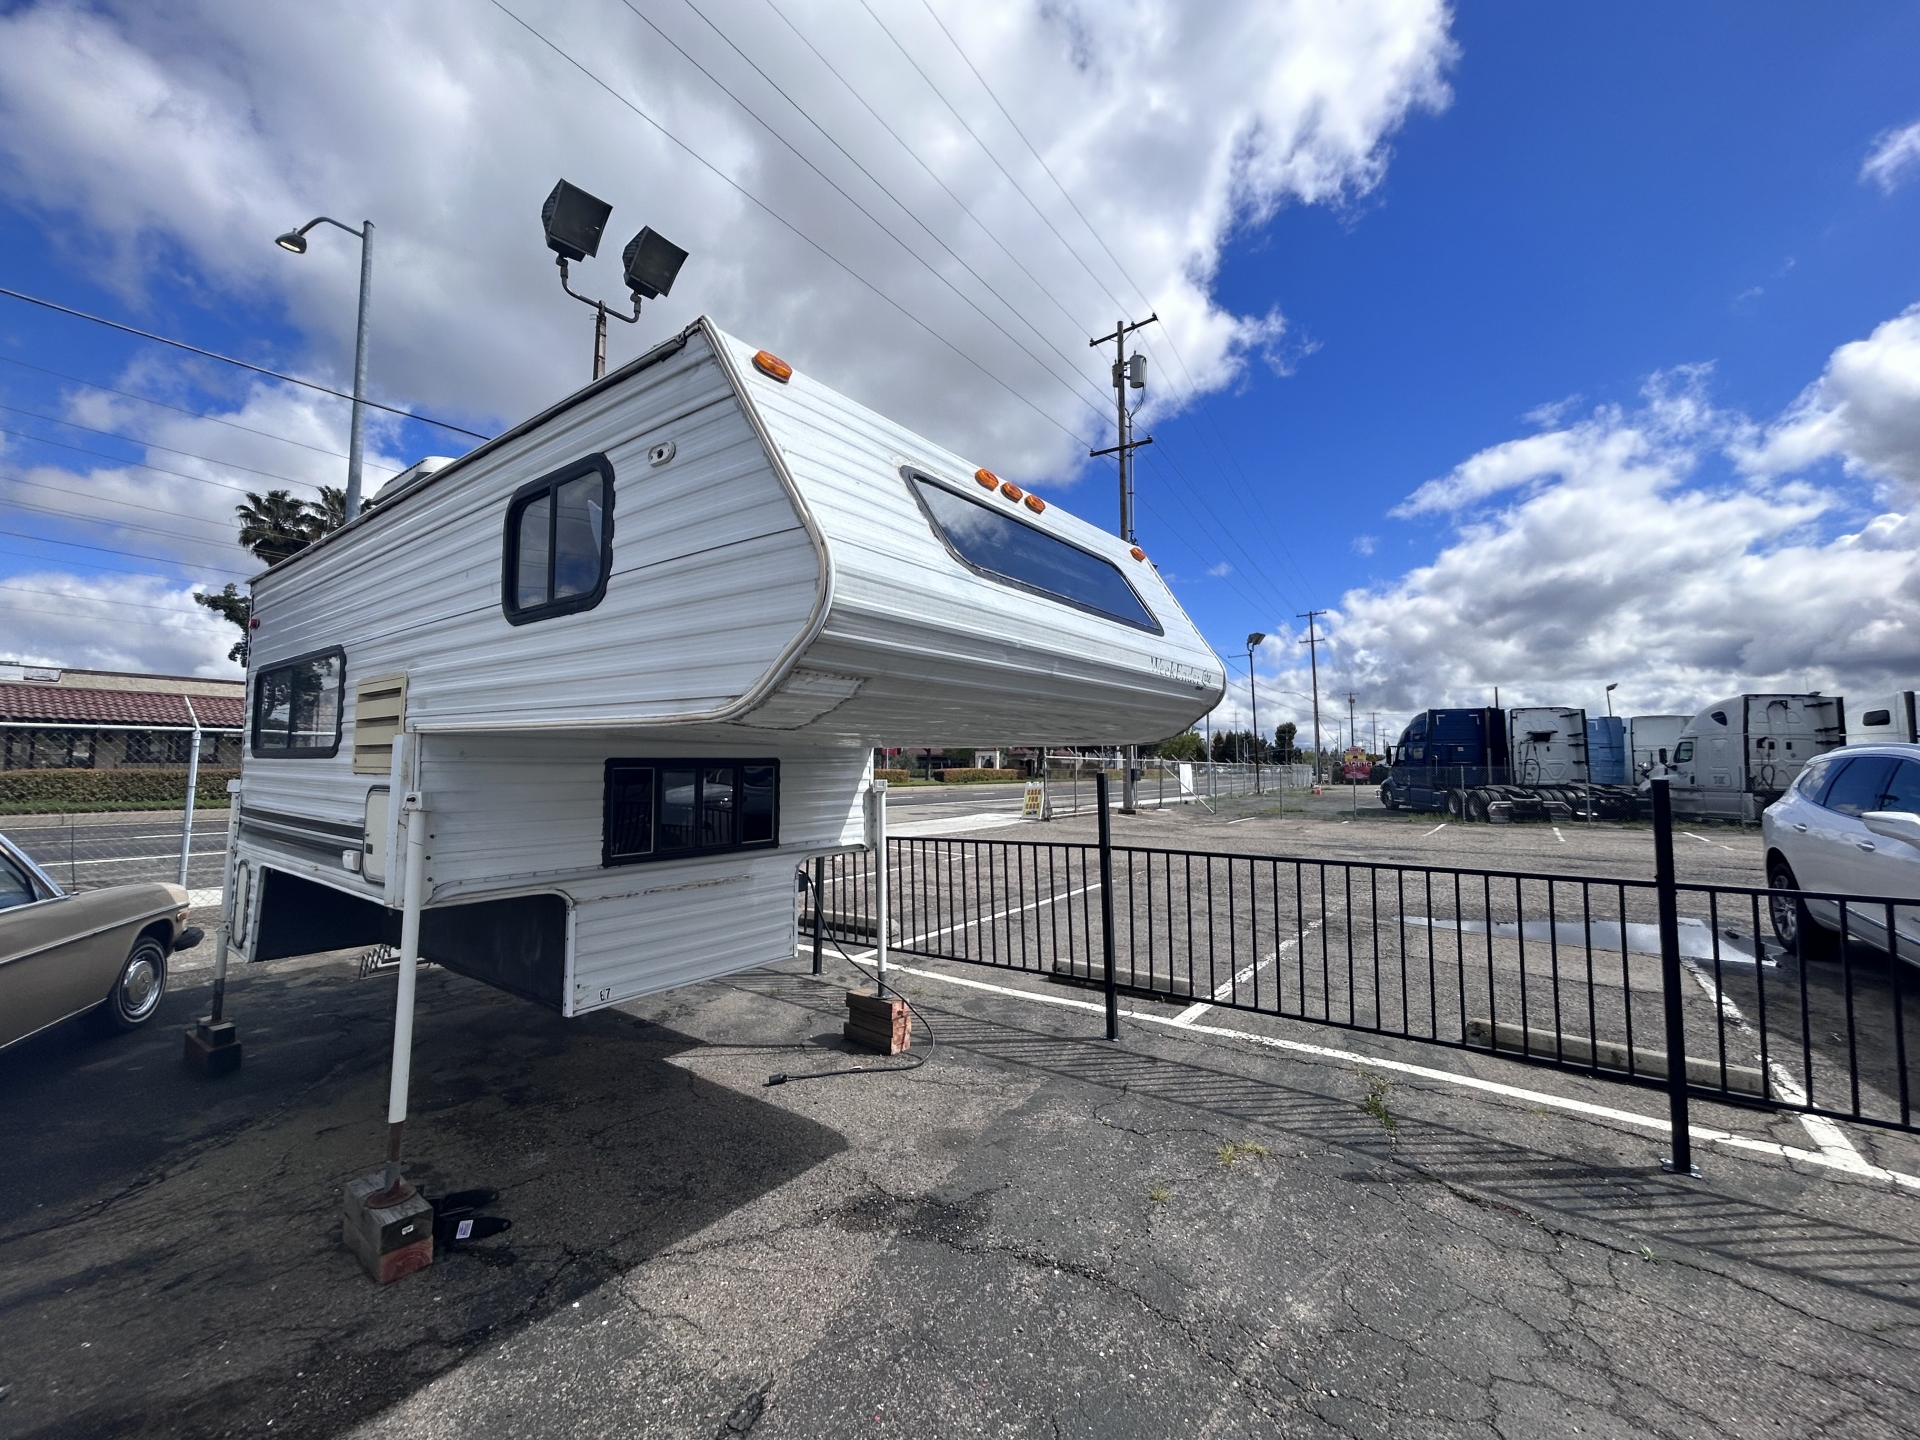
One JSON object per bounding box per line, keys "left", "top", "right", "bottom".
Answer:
{"left": 182, "top": 1016, "right": 242, "bottom": 1074}
{"left": 342, "top": 1172, "right": 435, "bottom": 1285}
{"left": 844, "top": 990, "right": 911, "bottom": 1055}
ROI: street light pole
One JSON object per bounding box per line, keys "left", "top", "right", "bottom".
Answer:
{"left": 1246, "top": 633, "right": 1266, "bottom": 795}
{"left": 275, "top": 217, "right": 374, "bottom": 521}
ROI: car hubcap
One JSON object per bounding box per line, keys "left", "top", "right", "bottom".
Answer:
{"left": 122, "top": 956, "right": 160, "bottom": 1018}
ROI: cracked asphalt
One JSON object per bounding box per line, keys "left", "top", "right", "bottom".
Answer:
{"left": 5, "top": 800, "right": 1920, "bottom": 1437}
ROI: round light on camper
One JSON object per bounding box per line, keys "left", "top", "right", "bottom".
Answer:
{"left": 752, "top": 350, "right": 792, "bottom": 382}
{"left": 974, "top": 468, "right": 999, "bottom": 489}
{"left": 1023, "top": 493, "right": 1045, "bottom": 513}
{"left": 1129, "top": 546, "right": 1146, "bottom": 561}
{"left": 999, "top": 482, "right": 1024, "bottom": 502}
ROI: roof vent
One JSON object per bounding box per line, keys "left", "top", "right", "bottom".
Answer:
{"left": 370, "top": 456, "right": 456, "bottom": 506}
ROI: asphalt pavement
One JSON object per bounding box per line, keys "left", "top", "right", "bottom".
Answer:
{"left": 3, "top": 808, "right": 230, "bottom": 893}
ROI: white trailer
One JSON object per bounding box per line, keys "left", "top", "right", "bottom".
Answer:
{"left": 1628, "top": 714, "right": 1690, "bottom": 781}
{"left": 220, "top": 317, "right": 1223, "bottom": 1015}
{"left": 1850, "top": 693, "right": 1918, "bottom": 744}
{"left": 1665, "top": 694, "right": 1845, "bottom": 822}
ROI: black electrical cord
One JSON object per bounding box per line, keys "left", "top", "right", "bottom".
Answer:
{"left": 765, "top": 929, "right": 937, "bottom": 1086}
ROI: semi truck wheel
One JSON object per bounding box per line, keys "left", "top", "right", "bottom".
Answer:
{"left": 1466, "top": 790, "right": 1490, "bottom": 822}
{"left": 1446, "top": 789, "right": 1465, "bottom": 818}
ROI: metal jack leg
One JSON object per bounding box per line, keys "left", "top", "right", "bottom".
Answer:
{"left": 184, "top": 781, "right": 244, "bottom": 1074}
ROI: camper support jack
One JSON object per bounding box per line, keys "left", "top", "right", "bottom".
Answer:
{"left": 343, "top": 792, "right": 436, "bottom": 1285}
{"left": 185, "top": 782, "right": 244, "bottom": 1074}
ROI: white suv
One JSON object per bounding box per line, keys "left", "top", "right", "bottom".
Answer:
{"left": 1762, "top": 743, "right": 1920, "bottom": 959}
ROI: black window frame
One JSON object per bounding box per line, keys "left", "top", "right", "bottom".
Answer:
{"left": 250, "top": 645, "right": 346, "bottom": 759}
{"left": 602, "top": 758, "right": 780, "bottom": 867}
{"left": 903, "top": 468, "right": 1163, "bottom": 635}
{"left": 502, "top": 454, "right": 616, "bottom": 625}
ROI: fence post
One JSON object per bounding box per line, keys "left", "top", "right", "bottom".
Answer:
{"left": 177, "top": 701, "right": 202, "bottom": 887}
{"left": 1651, "top": 778, "right": 1697, "bottom": 1177}
{"left": 811, "top": 855, "right": 825, "bottom": 975}
{"left": 1096, "top": 771, "right": 1120, "bottom": 1041}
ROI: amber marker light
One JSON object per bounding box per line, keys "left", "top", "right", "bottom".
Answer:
{"left": 752, "top": 350, "right": 792, "bottom": 381}
{"left": 1023, "top": 494, "right": 1045, "bottom": 513}
{"left": 974, "top": 468, "right": 1000, "bottom": 489}
{"left": 1129, "top": 546, "right": 1146, "bottom": 561}
{"left": 999, "top": 481, "right": 1024, "bottom": 501}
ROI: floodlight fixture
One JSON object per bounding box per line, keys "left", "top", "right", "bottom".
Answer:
{"left": 621, "top": 227, "right": 688, "bottom": 300}
{"left": 542, "top": 179, "right": 612, "bottom": 262}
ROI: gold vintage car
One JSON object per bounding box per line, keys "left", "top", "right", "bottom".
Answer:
{"left": 0, "top": 832, "right": 203, "bottom": 1050}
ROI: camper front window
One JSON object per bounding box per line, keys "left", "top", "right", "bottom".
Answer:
{"left": 251, "top": 649, "right": 344, "bottom": 757}
{"left": 504, "top": 456, "right": 614, "bottom": 623}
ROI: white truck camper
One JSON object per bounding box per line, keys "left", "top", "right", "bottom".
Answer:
{"left": 221, "top": 317, "right": 1224, "bottom": 1019}
{"left": 1665, "top": 694, "right": 1845, "bottom": 822}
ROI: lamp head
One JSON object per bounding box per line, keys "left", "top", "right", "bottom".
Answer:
{"left": 542, "top": 179, "right": 612, "bottom": 262}
{"left": 621, "top": 226, "right": 688, "bottom": 299}
{"left": 1247, "top": 632, "right": 1266, "bottom": 649}
{"left": 274, "top": 231, "right": 308, "bottom": 254}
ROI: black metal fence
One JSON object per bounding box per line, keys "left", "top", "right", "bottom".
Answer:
{"left": 802, "top": 780, "right": 1920, "bottom": 1168}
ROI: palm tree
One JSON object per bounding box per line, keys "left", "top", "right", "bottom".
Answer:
{"left": 236, "top": 490, "right": 316, "bottom": 565}
{"left": 302, "top": 486, "right": 347, "bottom": 539}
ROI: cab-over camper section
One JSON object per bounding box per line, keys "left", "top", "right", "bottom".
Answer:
{"left": 228, "top": 317, "right": 1224, "bottom": 1016}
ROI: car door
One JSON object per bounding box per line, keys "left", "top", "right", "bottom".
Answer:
{"left": 1851, "top": 757, "right": 1920, "bottom": 956}
{"left": 1800, "top": 756, "right": 1897, "bottom": 933}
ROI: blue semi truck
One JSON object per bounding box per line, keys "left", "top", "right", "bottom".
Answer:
{"left": 1379, "top": 706, "right": 1641, "bottom": 821}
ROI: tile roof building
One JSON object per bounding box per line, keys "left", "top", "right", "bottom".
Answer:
{"left": 0, "top": 664, "right": 245, "bottom": 770}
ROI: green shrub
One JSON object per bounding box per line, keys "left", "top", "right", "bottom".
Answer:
{"left": 0, "top": 767, "right": 240, "bottom": 814}
{"left": 874, "top": 768, "right": 914, "bottom": 783}
{"left": 933, "top": 768, "right": 1025, "bottom": 784}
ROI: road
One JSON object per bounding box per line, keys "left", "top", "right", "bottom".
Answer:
{"left": 3, "top": 809, "right": 230, "bottom": 893}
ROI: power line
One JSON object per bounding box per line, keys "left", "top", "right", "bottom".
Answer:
{"left": 0, "top": 579, "right": 236, "bottom": 619}
{"left": 0, "top": 354, "right": 401, "bottom": 471}
{"left": 0, "top": 426, "right": 321, "bottom": 498}
{"left": 0, "top": 490, "right": 249, "bottom": 554}
{"left": 0, "top": 471, "right": 245, "bottom": 537}
{"left": 0, "top": 405, "right": 330, "bottom": 489}
{"left": 0, "top": 285, "right": 492, "bottom": 442}
{"left": 489, "top": 0, "right": 1091, "bottom": 450}
{"left": 624, "top": 0, "right": 1113, "bottom": 420}
{"left": 0, "top": 527, "right": 251, "bottom": 577}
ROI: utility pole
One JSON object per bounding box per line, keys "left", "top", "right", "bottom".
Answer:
{"left": 1298, "top": 610, "right": 1327, "bottom": 783}
{"left": 1091, "top": 314, "right": 1158, "bottom": 813}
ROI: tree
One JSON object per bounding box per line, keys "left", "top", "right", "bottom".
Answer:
{"left": 193, "top": 583, "right": 252, "bottom": 664}
{"left": 1274, "top": 721, "right": 1298, "bottom": 766}
{"left": 303, "top": 485, "right": 347, "bottom": 539}
{"left": 236, "top": 489, "right": 319, "bottom": 566}
{"left": 1153, "top": 731, "right": 1206, "bottom": 762}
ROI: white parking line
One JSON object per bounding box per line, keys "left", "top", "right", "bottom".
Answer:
{"left": 1224, "top": 817, "right": 1256, "bottom": 826}
{"left": 1423, "top": 823, "right": 1447, "bottom": 837}
{"left": 1552, "top": 827, "right": 1567, "bottom": 844}
{"left": 822, "top": 951, "right": 1920, "bottom": 1192}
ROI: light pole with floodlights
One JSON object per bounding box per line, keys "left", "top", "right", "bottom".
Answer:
{"left": 275, "top": 217, "right": 373, "bottom": 521}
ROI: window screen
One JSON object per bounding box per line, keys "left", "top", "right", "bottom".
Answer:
{"left": 251, "top": 649, "right": 345, "bottom": 758}
{"left": 603, "top": 759, "right": 780, "bottom": 866}
{"left": 503, "top": 456, "right": 614, "bottom": 623}
{"left": 908, "top": 473, "right": 1160, "bottom": 633}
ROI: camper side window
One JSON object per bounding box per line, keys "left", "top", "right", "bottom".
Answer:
{"left": 251, "top": 648, "right": 344, "bottom": 758}
{"left": 603, "top": 759, "right": 779, "bottom": 866}
{"left": 503, "top": 456, "right": 615, "bottom": 624}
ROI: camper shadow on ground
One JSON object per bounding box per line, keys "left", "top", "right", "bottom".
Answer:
{"left": 0, "top": 956, "right": 846, "bottom": 1440}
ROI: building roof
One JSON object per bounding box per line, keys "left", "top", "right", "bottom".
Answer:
{"left": 0, "top": 662, "right": 243, "bottom": 698}
{"left": 0, "top": 683, "right": 245, "bottom": 729}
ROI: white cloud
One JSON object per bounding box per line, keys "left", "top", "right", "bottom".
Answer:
{"left": 1208, "top": 560, "right": 1233, "bottom": 577}
{"left": 0, "top": 571, "right": 238, "bottom": 676}
{"left": 0, "top": 0, "right": 1454, "bottom": 483}
{"left": 1862, "top": 118, "right": 1920, "bottom": 195}
{"left": 1328, "top": 310, "right": 1920, "bottom": 717}
{"left": 1740, "top": 305, "right": 1920, "bottom": 489}
{"left": 1350, "top": 533, "right": 1376, "bottom": 555}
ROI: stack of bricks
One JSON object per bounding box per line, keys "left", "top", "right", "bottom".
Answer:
{"left": 843, "top": 991, "right": 911, "bottom": 1054}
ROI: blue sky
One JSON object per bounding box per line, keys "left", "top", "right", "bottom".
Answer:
{"left": 0, "top": 1, "right": 1917, "bottom": 748}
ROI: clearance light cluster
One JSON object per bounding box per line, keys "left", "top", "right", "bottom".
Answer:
{"left": 752, "top": 350, "right": 792, "bottom": 382}
{"left": 974, "top": 467, "right": 1047, "bottom": 514}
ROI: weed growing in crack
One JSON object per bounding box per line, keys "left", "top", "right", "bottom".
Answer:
{"left": 1360, "top": 1070, "right": 1399, "bottom": 1148}
{"left": 1147, "top": 1187, "right": 1169, "bottom": 1204}
{"left": 1637, "top": 1244, "right": 1659, "bottom": 1263}
{"left": 1217, "top": 1141, "right": 1270, "bottom": 1168}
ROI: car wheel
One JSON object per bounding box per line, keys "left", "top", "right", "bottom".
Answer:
{"left": 1767, "top": 859, "right": 1836, "bottom": 961}
{"left": 104, "top": 932, "right": 168, "bottom": 1031}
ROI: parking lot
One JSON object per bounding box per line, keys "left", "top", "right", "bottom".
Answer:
{"left": 4, "top": 798, "right": 1920, "bottom": 1437}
